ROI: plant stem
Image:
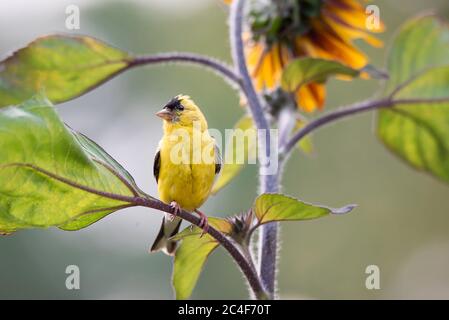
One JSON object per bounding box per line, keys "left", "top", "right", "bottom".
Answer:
{"left": 229, "top": 1, "right": 269, "bottom": 132}
{"left": 230, "top": 0, "right": 279, "bottom": 299}
{"left": 280, "top": 97, "right": 393, "bottom": 156}
{"left": 130, "top": 53, "right": 241, "bottom": 89}
{"left": 257, "top": 173, "right": 279, "bottom": 297}
{"left": 135, "top": 196, "right": 269, "bottom": 300}
{"left": 15, "top": 161, "right": 267, "bottom": 298}
{"left": 280, "top": 96, "right": 449, "bottom": 157}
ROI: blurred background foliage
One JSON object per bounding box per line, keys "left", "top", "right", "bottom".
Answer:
{"left": 1, "top": 0, "right": 449, "bottom": 299}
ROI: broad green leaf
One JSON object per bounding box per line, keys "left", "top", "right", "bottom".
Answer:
{"left": 173, "top": 235, "right": 218, "bottom": 300}
{"left": 383, "top": 15, "right": 449, "bottom": 95}
{"left": 281, "top": 57, "right": 359, "bottom": 92}
{"left": 378, "top": 15, "right": 449, "bottom": 183}
{"left": 254, "top": 194, "right": 355, "bottom": 225}
{"left": 0, "top": 35, "right": 131, "bottom": 107}
{"left": 379, "top": 67, "right": 449, "bottom": 181}
{"left": 0, "top": 95, "right": 140, "bottom": 234}
{"left": 211, "top": 115, "right": 257, "bottom": 194}
{"left": 71, "top": 130, "right": 140, "bottom": 193}
{"left": 172, "top": 218, "right": 231, "bottom": 300}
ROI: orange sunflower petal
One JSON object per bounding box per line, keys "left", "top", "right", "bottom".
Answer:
{"left": 295, "top": 82, "right": 325, "bottom": 113}
{"left": 241, "top": 0, "right": 384, "bottom": 113}
{"left": 271, "top": 43, "right": 283, "bottom": 83}
{"left": 309, "top": 22, "right": 368, "bottom": 68}
{"left": 296, "top": 36, "right": 334, "bottom": 60}
{"left": 262, "top": 49, "right": 276, "bottom": 90}
{"left": 308, "top": 83, "right": 325, "bottom": 110}
{"left": 328, "top": 0, "right": 385, "bottom": 33}
{"left": 322, "top": 12, "right": 383, "bottom": 47}
{"left": 246, "top": 42, "right": 264, "bottom": 73}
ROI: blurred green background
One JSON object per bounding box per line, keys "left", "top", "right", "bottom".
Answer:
{"left": 1, "top": 0, "right": 449, "bottom": 299}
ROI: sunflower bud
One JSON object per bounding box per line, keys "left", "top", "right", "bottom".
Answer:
{"left": 227, "top": 209, "right": 255, "bottom": 245}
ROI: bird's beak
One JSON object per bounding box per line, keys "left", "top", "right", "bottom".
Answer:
{"left": 156, "top": 108, "right": 174, "bottom": 121}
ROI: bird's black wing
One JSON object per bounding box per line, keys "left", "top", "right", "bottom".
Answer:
{"left": 214, "top": 143, "right": 222, "bottom": 175}
{"left": 153, "top": 148, "right": 161, "bottom": 183}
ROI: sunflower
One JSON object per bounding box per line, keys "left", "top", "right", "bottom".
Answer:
{"left": 228, "top": 0, "right": 384, "bottom": 113}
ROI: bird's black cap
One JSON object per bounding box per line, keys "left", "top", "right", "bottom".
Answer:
{"left": 164, "top": 95, "right": 184, "bottom": 111}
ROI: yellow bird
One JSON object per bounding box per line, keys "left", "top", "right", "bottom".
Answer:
{"left": 150, "top": 95, "right": 221, "bottom": 255}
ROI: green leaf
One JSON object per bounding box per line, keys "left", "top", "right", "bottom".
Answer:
{"left": 378, "top": 15, "right": 449, "bottom": 183}
{"left": 0, "top": 35, "right": 131, "bottom": 107}
{"left": 211, "top": 115, "right": 257, "bottom": 194}
{"left": 0, "top": 94, "right": 140, "bottom": 234}
{"left": 173, "top": 235, "right": 218, "bottom": 300}
{"left": 383, "top": 15, "right": 449, "bottom": 96}
{"left": 71, "top": 130, "right": 140, "bottom": 193}
{"left": 254, "top": 194, "right": 355, "bottom": 225}
{"left": 172, "top": 218, "right": 231, "bottom": 300}
{"left": 281, "top": 57, "right": 359, "bottom": 92}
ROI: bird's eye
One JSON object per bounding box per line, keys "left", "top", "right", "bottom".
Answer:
{"left": 177, "top": 105, "right": 184, "bottom": 111}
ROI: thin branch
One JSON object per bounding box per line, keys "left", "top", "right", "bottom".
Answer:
{"left": 280, "top": 96, "right": 449, "bottom": 156}
{"left": 281, "top": 98, "right": 392, "bottom": 155}
{"left": 134, "top": 196, "right": 269, "bottom": 300}
{"left": 230, "top": 0, "right": 279, "bottom": 299}
{"left": 130, "top": 50, "right": 273, "bottom": 298}
{"left": 1, "top": 163, "right": 136, "bottom": 203}
{"left": 1, "top": 162, "right": 267, "bottom": 298}
{"left": 229, "top": 0, "right": 270, "bottom": 132}
{"left": 129, "top": 52, "right": 241, "bottom": 88}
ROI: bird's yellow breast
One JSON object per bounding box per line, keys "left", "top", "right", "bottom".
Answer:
{"left": 157, "top": 128, "right": 216, "bottom": 212}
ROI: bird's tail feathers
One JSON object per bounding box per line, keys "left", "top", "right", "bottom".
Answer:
{"left": 150, "top": 215, "right": 182, "bottom": 256}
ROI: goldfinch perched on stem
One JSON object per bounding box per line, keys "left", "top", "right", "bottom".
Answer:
{"left": 150, "top": 95, "right": 221, "bottom": 255}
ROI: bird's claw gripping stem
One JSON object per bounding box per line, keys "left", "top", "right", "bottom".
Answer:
{"left": 195, "top": 209, "right": 209, "bottom": 237}
{"left": 169, "top": 201, "right": 181, "bottom": 221}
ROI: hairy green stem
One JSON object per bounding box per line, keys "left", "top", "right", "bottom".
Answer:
{"left": 6, "top": 162, "right": 267, "bottom": 299}
{"left": 130, "top": 52, "right": 241, "bottom": 88}
{"left": 280, "top": 98, "right": 392, "bottom": 155}
{"left": 279, "top": 96, "right": 449, "bottom": 156}
{"left": 230, "top": 0, "right": 278, "bottom": 299}
{"left": 127, "top": 31, "right": 277, "bottom": 299}
{"left": 136, "top": 196, "right": 269, "bottom": 300}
